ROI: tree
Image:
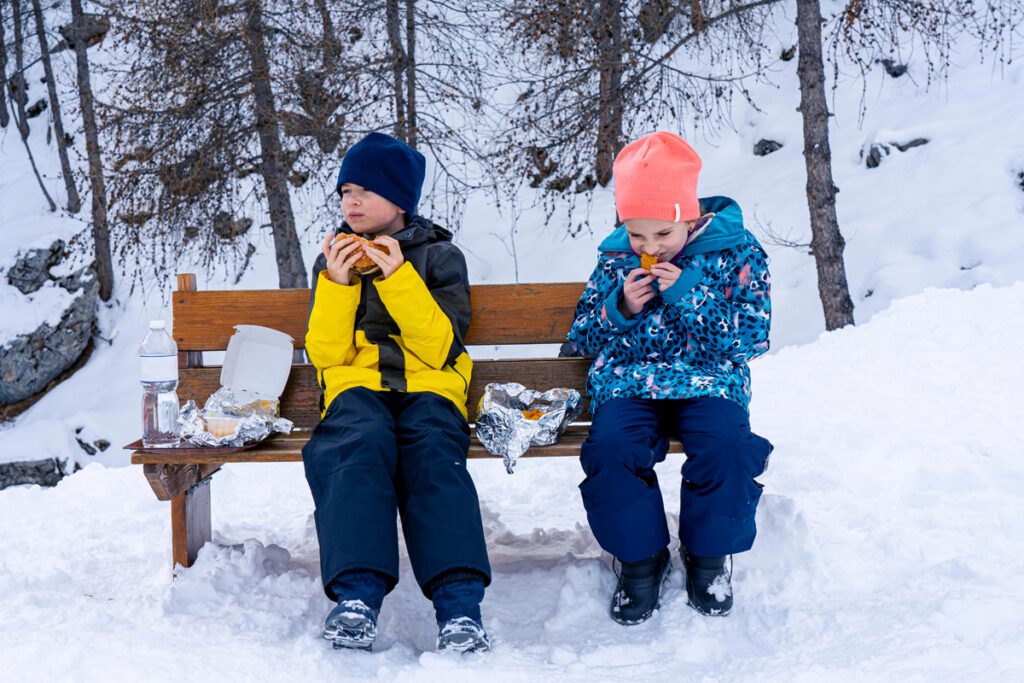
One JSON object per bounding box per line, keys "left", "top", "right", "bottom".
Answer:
{"left": 0, "top": 0, "right": 10, "bottom": 129}
{"left": 495, "top": 0, "right": 783, "bottom": 230}
{"left": 69, "top": 0, "right": 113, "bottom": 300}
{"left": 793, "top": 0, "right": 1024, "bottom": 330}
{"left": 795, "top": 0, "right": 854, "bottom": 329}
{"left": 31, "top": 0, "right": 82, "bottom": 214}
{"left": 8, "top": 0, "right": 56, "bottom": 212}
{"left": 103, "top": 0, "right": 315, "bottom": 288}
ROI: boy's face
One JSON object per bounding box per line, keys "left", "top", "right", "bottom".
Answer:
{"left": 624, "top": 217, "right": 695, "bottom": 261}
{"left": 341, "top": 183, "right": 406, "bottom": 236}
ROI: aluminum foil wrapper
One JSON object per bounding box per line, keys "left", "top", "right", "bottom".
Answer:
{"left": 179, "top": 387, "right": 293, "bottom": 447}
{"left": 475, "top": 382, "right": 582, "bottom": 474}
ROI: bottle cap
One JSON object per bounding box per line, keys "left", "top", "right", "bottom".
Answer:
{"left": 149, "top": 320, "right": 167, "bottom": 330}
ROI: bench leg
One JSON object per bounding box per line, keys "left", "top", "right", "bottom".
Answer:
{"left": 171, "top": 477, "right": 211, "bottom": 573}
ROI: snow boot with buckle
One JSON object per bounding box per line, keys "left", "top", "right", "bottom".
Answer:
{"left": 610, "top": 547, "right": 671, "bottom": 625}
{"left": 683, "top": 549, "right": 733, "bottom": 616}
{"left": 323, "top": 599, "right": 379, "bottom": 651}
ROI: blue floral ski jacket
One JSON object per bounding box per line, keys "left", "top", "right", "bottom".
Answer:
{"left": 565, "top": 196, "right": 771, "bottom": 413}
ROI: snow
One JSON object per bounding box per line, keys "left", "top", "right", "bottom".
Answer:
{"left": 3, "top": 3, "right": 1024, "bottom": 679}
{"left": 3, "top": 283, "right": 1024, "bottom": 680}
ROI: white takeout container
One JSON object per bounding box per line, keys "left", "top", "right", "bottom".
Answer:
{"left": 220, "top": 325, "right": 294, "bottom": 399}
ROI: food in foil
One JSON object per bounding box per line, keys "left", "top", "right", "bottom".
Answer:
{"left": 475, "top": 382, "right": 582, "bottom": 474}
{"left": 179, "top": 387, "right": 293, "bottom": 447}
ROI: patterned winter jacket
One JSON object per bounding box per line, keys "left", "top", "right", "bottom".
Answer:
{"left": 565, "top": 196, "right": 771, "bottom": 413}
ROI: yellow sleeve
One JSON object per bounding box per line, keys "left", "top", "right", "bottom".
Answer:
{"left": 374, "top": 261, "right": 455, "bottom": 369}
{"left": 305, "top": 271, "right": 361, "bottom": 371}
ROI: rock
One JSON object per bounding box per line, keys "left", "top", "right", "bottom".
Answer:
{"left": 0, "top": 240, "right": 99, "bottom": 405}
{"left": 754, "top": 139, "right": 783, "bottom": 156}
{"left": 212, "top": 212, "right": 253, "bottom": 240}
{"left": 893, "top": 138, "right": 929, "bottom": 152}
{"left": 6, "top": 240, "right": 67, "bottom": 294}
{"left": 864, "top": 143, "right": 891, "bottom": 169}
{"left": 76, "top": 437, "right": 97, "bottom": 456}
{"left": 1017, "top": 170, "right": 1024, "bottom": 192}
{"left": 54, "top": 14, "right": 111, "bottom": 53}
{"left": 0, "top": 458, "right": 70, "bottom": 490}
{"left": 26, "top": 98, "right": 48, "bottom": 119}
{"left": 880, "top": 59, "right": 908, "bottom": 78}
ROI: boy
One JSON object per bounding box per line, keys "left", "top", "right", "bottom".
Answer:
{"left": 302, "top": 132, "right": 491, "bottom": 653}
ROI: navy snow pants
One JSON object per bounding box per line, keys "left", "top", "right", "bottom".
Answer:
{"left": 302, "top": 387, "right": 491, "bottom": 599}
{"left": 579, "top": 396, "right": 773, "bottom": 562}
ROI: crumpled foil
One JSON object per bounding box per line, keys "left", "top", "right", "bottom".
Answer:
{"left": 179, "top": 387, "right": 293, "bottom": 447}
{"left": 475, "top": 382, "right": 582, "bottom": 474}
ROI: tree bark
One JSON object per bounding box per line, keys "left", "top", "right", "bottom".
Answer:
{"left": 595, "top": 0, "right": 624, "bottom": 187}
{"left": 795, "top": 0, "right": 854, "bottom": 329}
{"left": 31, "top": 0, "right": 82, "bottom": 214}
{"left": 313, "top": 0, "right": 340, "bottom": 71}
{"left": 0, "top": 0, "right": 11, "bottom": 128}
{"left": 404, "top": 0, "right": 417, "bottom": 148}
{"left": 69, "top": 0, "right": 112, "bottom": 299}
{"left": 11, "top": 0, "right": 57, "bottom": 212}
{"left": 243, "top": 0, "right": 307, "bottom": 289}
{"left": 691, "top": 0, "right": 707, "bottom": 33}
{"left": 386, "top": 0, "right": 408, "bottom": 143}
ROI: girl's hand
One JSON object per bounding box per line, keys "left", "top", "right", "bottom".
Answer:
{"left": 361, "top": 234, "right": 405, "bottom": 278}
{"left": 649, "top": 261, "right": 682, "bottom": 291}
{"left": 620, "top": 268, "right": 657, "bottom": 318}
{"left": 321, "top": 233, "right": 365, "bottom": 285}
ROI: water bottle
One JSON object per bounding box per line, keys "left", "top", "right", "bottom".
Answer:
{"left": 140, "top": 320, "right": 181, "bottom": 447}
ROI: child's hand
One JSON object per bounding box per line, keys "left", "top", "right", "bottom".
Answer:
{"left": 361, "top": 234, "right": 405, "bottom": 278}
{"left": 321, "top": 233, "right": 364, "bottom": 284}
{"left": 620, "top": 269, "right": 657, "bottom": 318}
{"left": 650, "top": 262, "right": 682, "bottom": 291}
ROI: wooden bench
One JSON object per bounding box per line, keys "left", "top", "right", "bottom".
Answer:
{"left": 131, "top": 273, "right": 683, "bottom": 572}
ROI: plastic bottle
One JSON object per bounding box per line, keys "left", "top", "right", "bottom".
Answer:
{"left": 140, "top": 320, "right": 181, "bottom": 447}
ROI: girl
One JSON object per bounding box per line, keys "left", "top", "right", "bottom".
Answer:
{"left": 566, "top": 131, "right": 773, "bottom": 625}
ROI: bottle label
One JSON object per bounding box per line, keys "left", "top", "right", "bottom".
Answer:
{"left": 141, "top": 354, "right": 179, "bottom": 383}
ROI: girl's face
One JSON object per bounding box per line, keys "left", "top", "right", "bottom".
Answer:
{"left": 624, "top": 217, "right": 695, "bottom": 262}
{"left": 340, "top": 183, "right": 406, "bottom": 236}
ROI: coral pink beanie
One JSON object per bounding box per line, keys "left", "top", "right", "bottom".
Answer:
{"left": 613, "top": 131, "right": 702, "bottom": 222}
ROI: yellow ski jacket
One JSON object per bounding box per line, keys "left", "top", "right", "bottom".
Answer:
{"left": 305, "top": 218, "right": 473, "bottom": 419}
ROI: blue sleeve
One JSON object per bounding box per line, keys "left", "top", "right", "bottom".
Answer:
{"left": 662, "top": 243, "right": 771, "bottom": 363}
{"left": 565, "top": 255, "right": 639, "bottom": 358}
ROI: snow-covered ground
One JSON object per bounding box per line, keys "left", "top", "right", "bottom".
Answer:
{"left": 2, "top": 283, "right": 1023, "bottom": 681}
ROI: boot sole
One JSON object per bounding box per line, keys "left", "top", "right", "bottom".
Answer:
{"left": 437, "top": 632, "right": 491, "bottom": 654}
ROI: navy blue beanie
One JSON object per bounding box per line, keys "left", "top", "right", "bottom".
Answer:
{"left": 335, "top": 132, "right": 426, "bottom": 216}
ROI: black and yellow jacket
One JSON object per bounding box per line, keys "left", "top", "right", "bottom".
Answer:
{"left": 305, "top": 217, "right": 473, "bottom": 419}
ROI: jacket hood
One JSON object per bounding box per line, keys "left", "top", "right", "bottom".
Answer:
{"left": 598, "top": 196, "right": 753, "bottom": 261}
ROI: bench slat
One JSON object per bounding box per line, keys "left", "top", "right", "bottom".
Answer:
{"left": 179, "top": 357, "right": 592, "bottom": 430}
{"left": 173, "top": 282, "right": 585, "bottom": 351}
{"left": 130, "top": 433, "right": 684, "bottom": 464}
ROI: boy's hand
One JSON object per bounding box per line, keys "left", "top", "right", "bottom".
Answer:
{"left": 620, "top": 268, "right": 657, "bottom": 318}
{"left": 649, "top": 261, "right": 682, "bottom": 291}
{"left": 321, "top": 233, "right": 363, "bottom": 285}
{"left": 361, "top": 234, "right": 405, "bottom": 278}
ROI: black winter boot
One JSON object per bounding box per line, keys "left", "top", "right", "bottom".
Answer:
{"left": 323, "top": 599, "right": 379, "bottom": 651}
{"left": 610, "top": 548, "right": 671, "bottom": 625}
{"left": 683, "top": 549, "right": 733, "bottom": 616}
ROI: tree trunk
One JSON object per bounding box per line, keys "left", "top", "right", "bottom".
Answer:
{"left": 795, "top": 0, "right": 854, "bottom": 330}
{"left": 31, "top": 0, "right": 82, "bottom": 214}
{"left": 69, "top": 0, "right": 112, "bottom": 298}
{"left": 11, "top": 0, "right": 57, "bottom": 212}
{"left": 313, "top": 0, "right": 340, "bottom": 70}
{"left": 404, "top": 0, "right": 417, "bottom": 148}
{"left": 385, "top": 0, "right": 408, "bottom": 143}
{"left": 0, "top": 0, "right": 11, "bottom": 129}
{"left": 595, "top": 0, "right": 624, "bottom": 187}
{"left": 243, "top": 0, "right": 307, "bottom": 289}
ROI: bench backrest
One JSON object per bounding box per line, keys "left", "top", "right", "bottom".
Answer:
{"left": 173, "top": 274, "right": 591, "bottom": 429}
